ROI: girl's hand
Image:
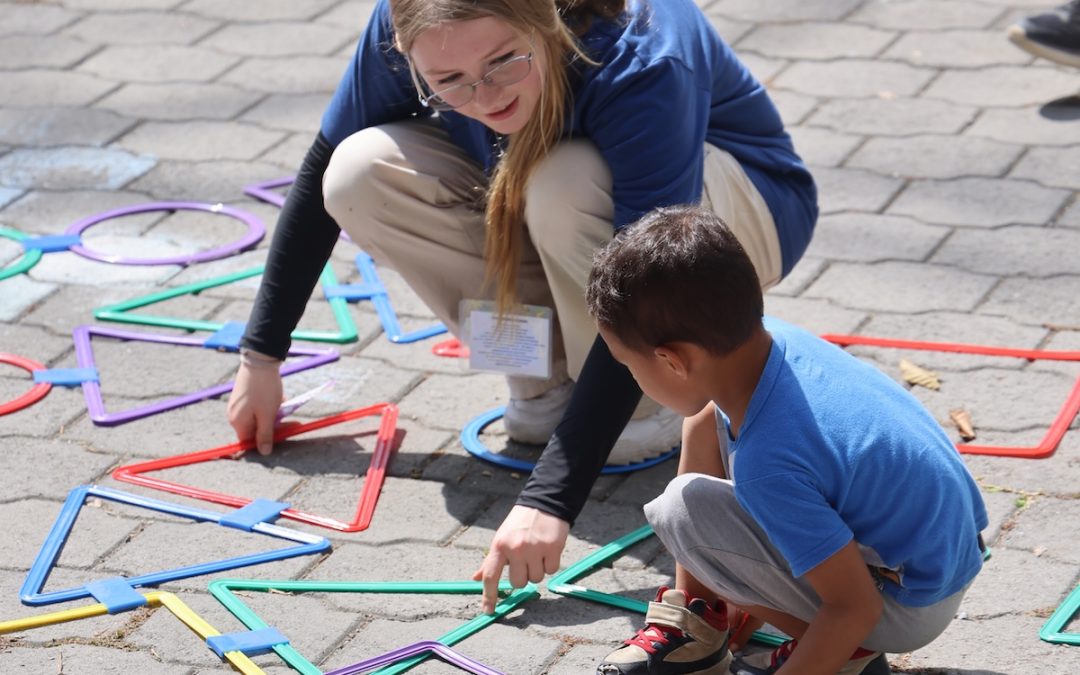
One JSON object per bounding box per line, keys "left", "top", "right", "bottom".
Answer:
{"left": 227, "top": 357, "right": 284, "bottom": 456}
{"left": 473, "top": 505, "right": 570, "bottom": 613}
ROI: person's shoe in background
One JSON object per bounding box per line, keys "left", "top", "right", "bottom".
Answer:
{"left": 608, "top": 406, "right": 682, "bottom": 465}
{"left": 503, "top": 380, "right": 575, "bottom": 445}
{"left": 1007, "top": 1, "right": 1080, "bottom": 67}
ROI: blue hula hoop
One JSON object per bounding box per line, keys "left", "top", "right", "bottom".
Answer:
{"left": 461, "top": 406, "right": 679, "bottom": 475}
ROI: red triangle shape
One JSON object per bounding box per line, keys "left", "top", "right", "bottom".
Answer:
{"left": 112, "top": 404, "right": 399, "bottom": 532}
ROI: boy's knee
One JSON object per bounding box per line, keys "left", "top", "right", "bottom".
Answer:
{"left": 646, "top": 473, "right": 735, "bottom": 540}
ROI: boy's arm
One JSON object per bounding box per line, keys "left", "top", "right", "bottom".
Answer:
{"left": 776, "top": 540, "right": 883, "bottom": 675}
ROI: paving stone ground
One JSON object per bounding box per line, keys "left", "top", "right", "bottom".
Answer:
{"left": 2, "top": 1, "right": 1079, "bottom": 673}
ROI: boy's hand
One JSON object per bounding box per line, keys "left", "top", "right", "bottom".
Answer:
{"left": 775, "top": 540, "right": 883, "bottom": 675}
{"left": 473, "top": 505, "right": 570, "bottom": 613}
{"left": 227, "top": 360, "right": 283, "bottom": 456}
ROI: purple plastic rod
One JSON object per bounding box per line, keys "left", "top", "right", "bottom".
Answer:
{"left": 244, "top": 175, "right": 353, "bottom": 243}
{"left": 243, "top": 176, "right": 294, "bottom": 209}
{"left": 322, "top": 640, "right": 505, "bottom": 675}
{"left": 72, "top": 325, "right": 338, "bottom": 427}
{"left": 66, "top": 201, "right": 265, "bottom": 266}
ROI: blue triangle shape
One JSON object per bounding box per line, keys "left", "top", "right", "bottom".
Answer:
{"left": 20, "top": 485, "right": 330, "bottom": 607}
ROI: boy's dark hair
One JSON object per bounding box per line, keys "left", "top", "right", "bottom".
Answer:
{"left": 586, "top": 205, "right": 764, "bottom": 355}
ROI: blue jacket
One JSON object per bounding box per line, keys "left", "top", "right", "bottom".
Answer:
{"left": 321, "top": 0, "right": 817, "bottom": 275}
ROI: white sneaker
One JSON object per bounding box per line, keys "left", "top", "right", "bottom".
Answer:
{"left": 503, "top": 380, "right": 575, "bottom": 445}
{"left": 608, "top": 406, "right": 682, "bottom": 465}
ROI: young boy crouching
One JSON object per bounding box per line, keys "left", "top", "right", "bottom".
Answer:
{"left": 587, "top": 205, "right": 988, "bottom": 675}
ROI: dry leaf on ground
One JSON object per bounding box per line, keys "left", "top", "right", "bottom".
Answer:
{"left": 949, "top": 408, "right": 976, "bottom": 441}
{"left": 900, "top": 359, "right": 941, "bottom": 390}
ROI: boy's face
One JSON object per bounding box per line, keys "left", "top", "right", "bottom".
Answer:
{"left": 599, "top": 326, "right": 707, "bottom": 417}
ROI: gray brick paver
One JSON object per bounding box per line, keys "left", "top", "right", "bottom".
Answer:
{"left": 240, "top": 93, "right": 330, "bottom": 133}
{"left": 0, "top": 644, "right": 194, "bottom": 674}
{"left": 736, "top": 22, "right": 896, "bottom": 60}
{"left": 846, "top": 134, "right": 1024, "bottom": 179}
{"left": 807, "top": 96, "right": 979, "bottom": 136}
{"left": 0, "top": 70, "right": 116, "bottom": 108}
{"left": 923, "top": 65, "right": 1080, "bottom": 108}
{"left": 848, "top": 0, "right": 1006, "bottom": 30}
{"left": 218, "top": 56, "right": 351, "bottom": 95}
{"left": 766, "top": 89, "right": 820, "bottom": 126}
{"left": 811, "top": 166, "right": 906, "bottom": 214}
{"left": 882, "top": 29, "right": 1034, "bottom": 68}
{"left": 787, "top": 125, "right": 863, "bottom": 167}
{"left": 967, "top": 106, "right": 1080, "bottom": 145}
{"left": 0, "top": 34, "right": 100, "bottom": 70}
{"left": 94, "top": 82, "right": 263, "bottom": 122}
{"left": 906, "top": 367, "right": 1077, "bottom": 435}
{"left": 0, "top": 107, "right": 136, "bottom": 148}
{"left": 125, "top": 159, "right": 290, "bottom": 201}
{"left": 1000, "top": 497, "right": 1080, "bottom": 565}
{"left": 77, "top": 44, "right": 239, "bottom": 84}
{"left": 1010, "top": 145, "right": 1080, "bottom": 190}
{"left": 0, "top": 5, "right": 82, "bottom": 37}
{"left": 0, "top": 185, "right": 20, "bottom": 207}
{"left": 772, "top": 59, "right": 937, "bottom": 99}
{"left": 198, "top": 21, "right": 358, "bottom": 58}
{"left": 888, "top": 176, "right": 1071, "bottom": 227}
{"left": 1059, "top": 199, "right": 1080, "bottom": 228}
{"left": 709, "top": 0, "right": 865, "bottom": 23}
{"left": 116, "top": 120, "right": 286, "bottom": 162}
{"left": 763, "top": 294, "right": 871, "bottom": 336}
{"left": 61, "top": 11, "right": 220, "bottom": 46}
{"left": 804, "top": 260, "right": 998, "bottom": 313}
{"left": 0, "top": 274, "right": 58, "bottom": 323}
{"left": 932, "top": 225, "right": 1080, "bottom": 277}
{"left": 0, "top": 438, "right": 113, "bottom": 501}
{"left": 802, "top": 212, "right": 950, "bottom": 263}
{"left": 0, "top": 146, "right": 155, "bottom": 191}
{"left": 181, "top": 0, "right": 342, "bottom": 22}
{"left": 982, "top": 275, "right": 1080, "bottom": 326}
{"left": 0, "top": 188, "right": 160, "bottom": 235}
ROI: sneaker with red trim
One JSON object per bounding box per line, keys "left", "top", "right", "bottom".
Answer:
{"left": 595, "top": 587, "right": 731, "bottom": 674}
{"left": 729, "top": 639, "right": 890, "bottom": 675}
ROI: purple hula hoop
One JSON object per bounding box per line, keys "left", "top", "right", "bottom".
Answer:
{"left": 65, "top": 202, "right": 265, "bottom": 266}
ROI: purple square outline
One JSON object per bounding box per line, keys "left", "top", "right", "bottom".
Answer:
{"left": 324, "top": 640, "right": 504, "bottom": 675}
{"left": 72, "top": 325, "right": 339, "bottom": 427}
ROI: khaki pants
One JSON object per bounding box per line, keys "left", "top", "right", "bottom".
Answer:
{"left": 323, "top": 118, "right": 782, "bottom": 405}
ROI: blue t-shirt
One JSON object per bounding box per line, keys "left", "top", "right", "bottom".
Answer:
{"left": 319, "top": 0, "right": 816, "bottom": 275}
{"left": 723, "top": 318, "right": 988, "bottom": 607}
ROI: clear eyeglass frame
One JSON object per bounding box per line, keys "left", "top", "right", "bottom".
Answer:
{"left": 412, "top": 52, "right": 533, "bottom": 112}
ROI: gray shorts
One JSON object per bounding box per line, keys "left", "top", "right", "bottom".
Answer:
{"left": 644, "top": 473, "right": 970, "bottom": 654}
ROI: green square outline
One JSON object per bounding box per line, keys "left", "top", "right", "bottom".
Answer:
{"left": 94, "top": 264, "right": 359, "bottom": 344}
{"left": 208, "top": 579, "right": 537, "bottom": 674}
{"left": 1040, "top": 583, "right": 1080, "bottom": 646}
{"left": 547, "top": 524, "right": 787, "bottom": 648}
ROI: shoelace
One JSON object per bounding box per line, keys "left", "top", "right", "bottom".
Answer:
{"left": 770, "top": 639, "right": 797, "bottom": 667}
{"left": 624, "top": 624, "right": 684, "bottom": 655}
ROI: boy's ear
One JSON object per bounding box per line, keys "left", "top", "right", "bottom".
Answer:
{"left": 654, "top": 343, "right": 691, "bottom": 379}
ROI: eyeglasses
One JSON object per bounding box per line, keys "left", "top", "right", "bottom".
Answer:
{"left": 413, "top": 53, "right": 533, "bottom": 112}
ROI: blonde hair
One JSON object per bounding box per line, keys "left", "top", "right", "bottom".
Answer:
{"left": 390, "top": 0, "right": 623, "bottom": 313}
